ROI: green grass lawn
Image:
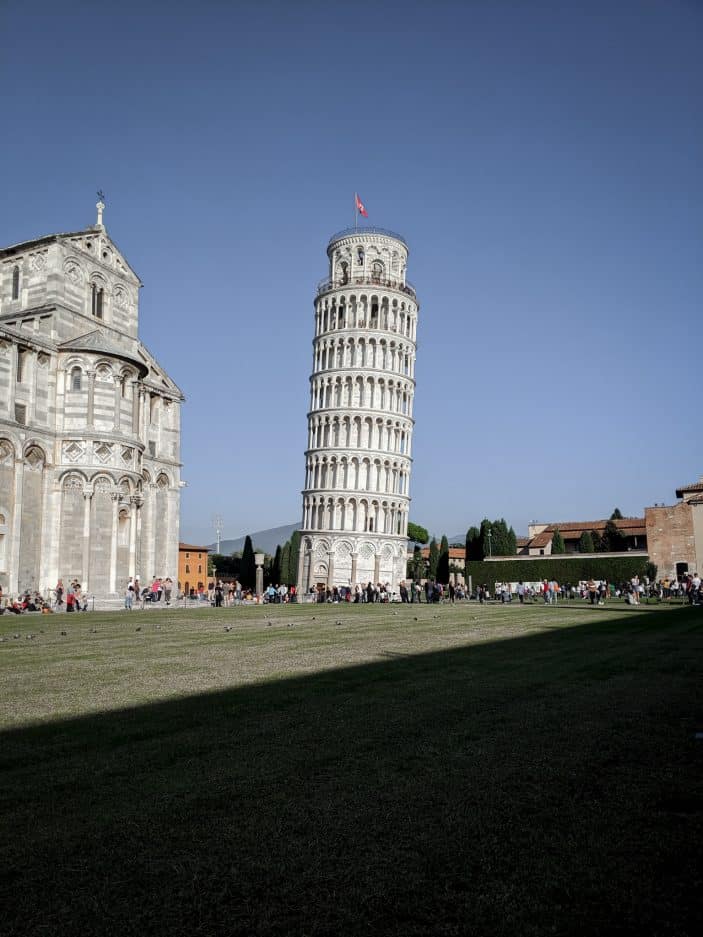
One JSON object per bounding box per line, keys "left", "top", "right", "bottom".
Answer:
{"left": 0, "top": 601, "right": 701, "bottom": 936}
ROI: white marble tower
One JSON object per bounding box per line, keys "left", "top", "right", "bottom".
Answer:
{"left": 297, "top": 226, "right": 419, "bottom": 594}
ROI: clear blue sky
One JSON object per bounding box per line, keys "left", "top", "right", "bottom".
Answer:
{"left": 2, "top": 0, "right": 701, "bottom": 544}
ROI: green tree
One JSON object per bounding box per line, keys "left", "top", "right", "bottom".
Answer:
{"left": 551, "top": 528, "right": 566, "bottom": 554}
{"left": 407, "top": 522, "right": 429, "bottom": 544}
{"left": 602, "top": 520, "right": 627, "bottom": 552}
{"left": 428, "top": 538, "right": 439, "bottom": 579}
{"left": 610, "top": 508, "right": 623, "bottom": 520}
{"left": 271, "top": 545, "right": 282, "bottom": 585}
{"left": 465, "top": 526, "right": 483, "bottom": 561}
{"left": 578, "top": 531, "right": 595, "bottom": 553}
{"left": 240, "top": 535, "right": 256, "bottom": 590}
{"left": 437, "top": 535, "right": 449, "bottom": 584}
{"left": 288, "top": 530, "right": 301, "bottom": 586}
{"left": 407, "top": 544, "right": 424, "bottom": 581}
{"left": 209, "top": 553, "right": 239, "bottom": 577}
{"left": 479, "top": 519, "right": 493, "bottom": 558}
{"left": 507, "top": 525, "right": 518, "bottom": 556}
{"left": 279, "top": 541, "right": 291, "bottom": 586}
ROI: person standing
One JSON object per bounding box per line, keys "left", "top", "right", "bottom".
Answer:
{"left": 163, "top": 577, "right": 173, "bottom": 605}
{"left": 124, "top": 580, "right": 134, "bottom": 610}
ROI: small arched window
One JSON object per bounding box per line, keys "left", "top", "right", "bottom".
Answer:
{"left": 12, "top": 266, "right": 20, "bottom": 300}
{"left": 70, "top": 367, "right": 82, "bottom": 391}
{"left": 91, "top": 282, "right": 104, "bottom": 318}
{"left": 340, "top": 261, "right": 349, "bottom": 284}
{"left": 371, "top": 261, "right": 383, "bottom": 284}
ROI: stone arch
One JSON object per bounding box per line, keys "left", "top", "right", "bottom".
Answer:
{"left": 23, "top": 443, "right": 46, "bottom": 470}
{"left": 118, "top": 476, "right": 133, "bottom": 498}
{"left": 356, "top": 539, "right": 376, "bottom": 583}
{"left": 95, "top": 360, "right": 114, "bottom": 383}
{"left": 63, "top": 257, "right": 85, "bottom": 284}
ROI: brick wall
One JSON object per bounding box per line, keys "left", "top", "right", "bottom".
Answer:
{"left": 645, "top": 503, "right": 695, "bottom": 578}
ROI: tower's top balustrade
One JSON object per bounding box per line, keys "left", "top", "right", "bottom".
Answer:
{"left": 316, "top": 274, "right": 416, "bottom": 299}
{"left": 327, "top": 226, "right": 408, "bottom": 250}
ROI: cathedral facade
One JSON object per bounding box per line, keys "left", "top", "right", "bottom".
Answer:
{"left": 0, "top": 203, "right": 183, "bottom": 599}
{"left": 297, "top": 226, "right": 419, "bottom": 594}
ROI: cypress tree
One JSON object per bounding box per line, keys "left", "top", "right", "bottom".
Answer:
{"left": 465, "top": 526, "right": 483, "bottom": 561}
{"left": 409, "top": 544, "right": 424, "bottom": 581}
{"left": 437, "top": 535, "right": 450, "bottom": 583}
{"left": 507, "top": 525, "right": 518, "bottom": 556}
{"left": 428, "top": 538, "right": 439, "bottom": 579}
{"left": 551, "top": 528, "right": 566, "bottom": 554}
{"left": 603, "top": 520, "right": 627, "bottom": 552}
{"left": 610, "top": 508, "right": 623, "bottom": 520}
{"left": 479, "top": 519, "right": 493, "bottom": 558}
{"left": 289, "top": 530, "right": 301, "bottom": 586}
{"left": 240, "top": 535, "right": 256, "bottom": 590}
{"left": 280, "top": 541, "right": 291, "bottom": 585}
{"left": 578, "top": 531, "right": 594, "bottom": 553}
{"left": 271, "top": 545, "right": 282, "bottom": 585}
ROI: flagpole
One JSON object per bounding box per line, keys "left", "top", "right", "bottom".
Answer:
{"left": 354, "top": 192, "right": 358, "bottom": 231}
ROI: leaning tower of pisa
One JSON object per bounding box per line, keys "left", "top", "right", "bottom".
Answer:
{"left": 296, "top": 226, "right": 419, "bottom": 595}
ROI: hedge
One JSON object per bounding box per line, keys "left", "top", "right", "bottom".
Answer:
{"left": 465, "top": 555, "right": 651, "bottom": 586}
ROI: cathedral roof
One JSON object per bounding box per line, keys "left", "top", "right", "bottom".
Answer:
{"left": 135, "top": 341, "right": 185, "bottom": 399}
{"left": 0, "top": 228, "right": 142, "bottom": 285}
{"left": 0, "top": 231, "right": 89, "bottom": 256}
{"left": 58, "top": 329, "right": 148, "bottom": 374}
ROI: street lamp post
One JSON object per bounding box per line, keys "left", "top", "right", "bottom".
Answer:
{"left": 255, "top": 552, "right": 264, "bottom": 602}
{"left": 487, "top": 529, "right": 492, "bottom": 558}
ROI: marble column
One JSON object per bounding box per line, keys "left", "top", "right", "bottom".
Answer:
{"left": 109, "top": 493, "right": 119, "bottom": 594}
{"left": 114, "top": 378, "right": 123, "bottom": 432}
{"left": 7, "top": 345, "right": 18, "bottom": 419}
{"left": 326, "top": 550, "right": 335, "bottom": 590}
{"left": 131, "top": 380, "right": 140, "bottom": 434}
{"left": 86, "top": 370, "right": 96, "bottom": 428}
{"left": 128, "top": 496, "right": 140, "bottom": 579}
{"left": 81, "top": 489, "right": 92, "bottom": 591}
{"left": 296, "top": 543, "right": 306, "bottom": 595}
{"left": 9, "top": 456, "right": 24, "bottom": 593}
{"left": 373, "top": 553, "right": 380, "bottom": 585}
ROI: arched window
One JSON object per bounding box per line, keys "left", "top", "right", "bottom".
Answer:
{"left": 12, "top": 266, "right": 20, "bottom": 300}
{"left": 91, "top": 282, "right": 104, "bottom": 318}
{"left": 70, "top": 367, "right": 82, "bottom": 391}
{"left": 371, "top": 261, "right": 383, "bottom": 284}
{"left": 340, "top": 261, "right": 349, "bottom": 284}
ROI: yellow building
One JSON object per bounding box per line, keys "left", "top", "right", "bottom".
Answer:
{"left": 178, "top": 542, "right": 210, "bottom": 595}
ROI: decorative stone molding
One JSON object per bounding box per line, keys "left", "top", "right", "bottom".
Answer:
{"left": 64, "top": 260, "right": 84, "bottom": 284}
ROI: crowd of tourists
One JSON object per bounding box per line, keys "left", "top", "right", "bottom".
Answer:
{"left": 0, "top": 579, "right": 91, "bottom": 614}
{"left": 2, "top": 572, "right": 700, "bottom": 615}
{"left": 123, "top": 577, "right": 174, "bottom": 610}
{"left": 481, "top": 574, "right": 702, "bottom": 606}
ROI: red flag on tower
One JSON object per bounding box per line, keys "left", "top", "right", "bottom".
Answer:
{"left": 355, "top": 193, "right": 368, "bottom": 217}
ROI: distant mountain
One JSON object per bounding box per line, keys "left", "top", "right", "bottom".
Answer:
{"left": 209, "top": 522, "right": 300, "bottom": 556}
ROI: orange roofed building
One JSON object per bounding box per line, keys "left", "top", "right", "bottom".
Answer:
{"left": 519, "top": 518, "right": 647, "bottom": 556}
{"left": 178, "top": 542, "right": 210, "bottom": 595}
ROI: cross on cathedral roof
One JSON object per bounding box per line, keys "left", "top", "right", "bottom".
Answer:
{"left": 96, "top": 191, "right": 106, "bottom": 228}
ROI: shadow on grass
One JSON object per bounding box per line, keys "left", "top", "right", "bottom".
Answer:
{"left": 1, "top": 607, "right": 702, "bottom": 937}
